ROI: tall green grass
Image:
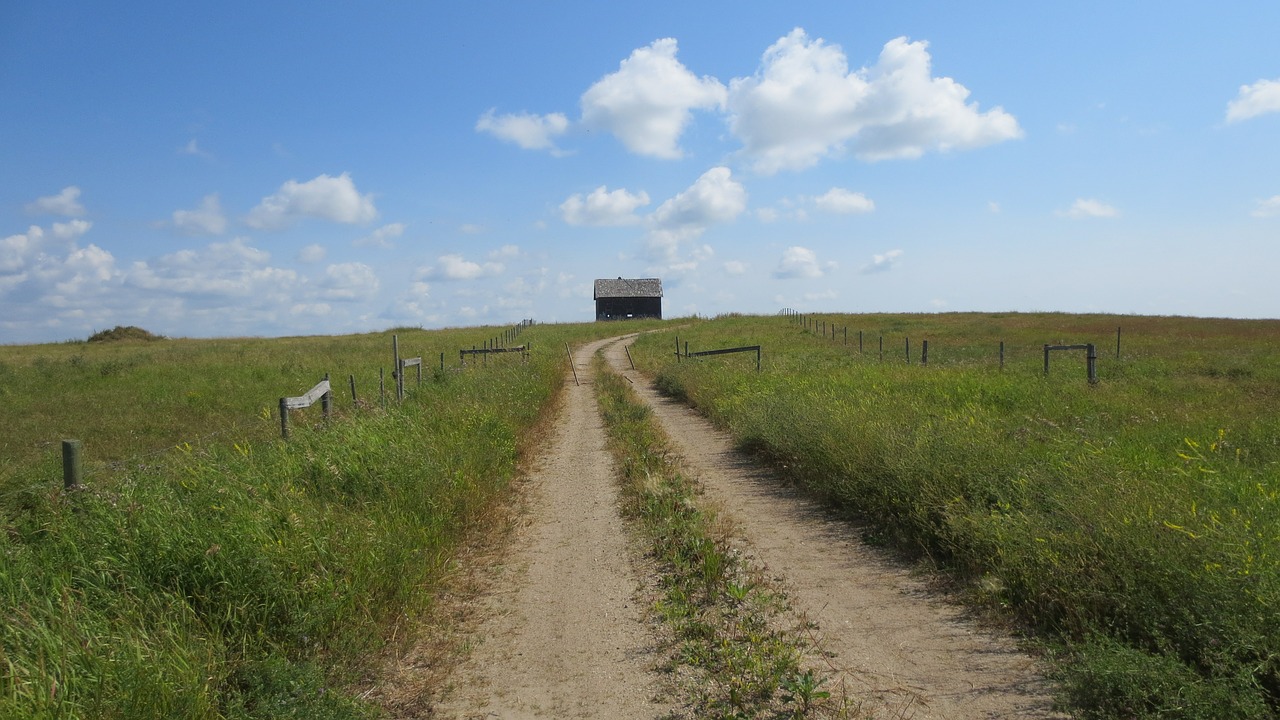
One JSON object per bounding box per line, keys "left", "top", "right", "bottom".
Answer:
{"left": 0, "top": 320, "right": 660, "bottom": 718}
{"left": 632, "top": 313, "right": 1280, "bottom": 719}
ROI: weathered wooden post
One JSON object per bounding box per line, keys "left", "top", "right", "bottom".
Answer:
{"left": 1043, "top": 344, "right": 1050, "bottom": 375}
{"left": 379, "top": 367, "right": 385, "bottom": 405}
{"left": 1000, "top": 341, "right": 1005, "bottom": 370}
{"left": 349, "top": 374, "right": 357, "bottom": 403}
{"left": 1088, "top": 343, "right": 1098, "bottom": 384}
{"left": 625, "top": 345, "right": 635, "bottom": 370}
{"left": 279, "top": 397, "right": 290, "bottom": 439}
{"left": 675, "top": 336, "right": 680, "bottom": 362}
{"left": 62, "top": 439, "right": 83, "bottom": 490}
{"left": 566, "top": 344, "right": 579, "bottom": 386}
{"left": 905, "top": 337, "right": 910, "bottom": 364}
{"left": 859, "top": 330, "right": 864, "bottom": 353}
{"left": 393, "top": 334, "right": 402, "bottom": 402}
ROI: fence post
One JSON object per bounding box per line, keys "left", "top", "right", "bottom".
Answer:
{"left": 62, "top": 439, "right": 83, "bottom": 490}
{"left": 1043, "top": 344, "right": 1050, "bottom": 375}
{"left": 379, "top": 367, "right": 385, "bottom": 405}
{"left": 859, "top": 330, "right": 863, "bottom": 353}
{"left": 1088, "top": 343, "right": 1098, "bottom": 384}
{"left": 675, "top": 336, "right": 680, "bottom": 362}
{"left": 349, "top": 374, "right": 357, "bottom": 403}
{"left": 1116, "top": 326, "right": 1121, "bottom": 359}
{"left": 905, "top": 337, "right": 910, "bottom": 364}
{"left": 756, "top": 346, "right": 761, "bottom": 373}
{"left": 922, "top": 340, "right": 928, "bottom": 365}
{"left": 279, "top": 398, "right": 290, "bottom": 439}
{"left": 879, "top": 336, "right": 883, "bottom": 362}
{"left": 1000, "top": 341, "right": 1005, "bottom": 370}
{"left": 392, "top": 334, "right": 401, "bottom": 402}
{"left": 440, "top": 352, "right": 445, "bottom": 373}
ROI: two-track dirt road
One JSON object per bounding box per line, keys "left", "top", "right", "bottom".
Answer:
{"left": 394, "top": 334, "right": 1064, "bottom": 719}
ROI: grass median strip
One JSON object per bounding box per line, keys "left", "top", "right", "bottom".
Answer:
{"left": 593, "top": 355, "right": 850, "bottom": 720}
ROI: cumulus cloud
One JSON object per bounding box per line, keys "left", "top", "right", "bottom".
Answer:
{"left": 860, "top": 248, "right": 903, "bottom": 274}
{"left": 643, "top": 167, "right": 746, "bottom": 274}
{"left": 561, "top": 186, "right": 651, "bottom": 226}
{"left": 246, "top": 172, "right": 378, "bottom": 229}
{"left": 814, "top": 187, "right": 875, "bottom": 214}
{"left": 1226, "top": 78, "right": 1280, "bottom": 123}
{"left": 27, "top": 186, "right": 86, "bottom": 216}
{"left": 171, "top": 194, "right": 227, "bottom": 235}
{"left": 1060, "top": 198, "right": 1119, "bottom": 219}
{"left": 417, "top": 253, "right": 504, "bottom": 281}
{"left": 476, "top": 109, "right": 570, "bottom": 152}
{"left": 649, "top": 166, "right": 746, "bottom": 232}
{"left": 355, "top": 222, "right": 405, "bottom": 248}
{"left": 126, "top": 238, "right": 293, "bottom": 298}
{"left": 773, "top": 246, "right": 834, "bottom": 279}
{"left": 727, "top": 30, "right": 1022, "bottom": 173}
{"left": 1253, "top": 195, "right": 1280, "bottom": 218}
{"left": 580, "top": 37, "right": 727, "bottom": 159}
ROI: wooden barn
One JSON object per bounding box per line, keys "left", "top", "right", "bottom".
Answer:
{"left": 593, "top": 277, "right": 662, "bottom": 321}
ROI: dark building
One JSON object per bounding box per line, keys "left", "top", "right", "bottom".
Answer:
{"left": 594, "top": 277, "right": 662, "bottom": 320}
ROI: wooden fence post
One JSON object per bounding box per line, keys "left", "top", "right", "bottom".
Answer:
{"left": 566, "top": 344, "right": 579, "bottom": 386}
{"left": 922, "top": 340, "right": 929, "bottom": 365}
{"left": 349, "top": 374, "right": 357, "bottom": 403}
{"left": 1000, "top": 341, "right": 1005, "bottom": 370}
{"left": 279, "top": 398, "right": 290, "bottom": 439}
{"left": 1088, "top": 343, "right": 1098, "bottom": 384}
{"left": 62, "top": 439, "right": 83, "bottom": 490}
{"left": 905, "top": 337, "right": 910, "bottom": 364}
{"left": 1043, "top": 344, "right": 1050, "bottom": 375}
{"left": 1116, "top": 326, "right": 1121, "bottom": 359}
{"left": 393, "top": 334, "right": 402, "bottom": 402}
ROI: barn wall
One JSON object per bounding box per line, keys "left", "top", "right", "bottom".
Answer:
{"left": 595, "top": 297, "right": 662, "bottom": 320}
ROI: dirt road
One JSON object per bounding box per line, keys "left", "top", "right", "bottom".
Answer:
{"left": 600, "top": 338, "right": 1063, "bottom": 719}
{"left": 407, "top": 334, "right": 1063, "bottom": 718}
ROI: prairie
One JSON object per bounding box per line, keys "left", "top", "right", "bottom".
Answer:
{"left": 0, "top": 321, "right": 654, "bottom": 718}
{"left": 628, "top": 311, "right": 1280, "bottom": 719}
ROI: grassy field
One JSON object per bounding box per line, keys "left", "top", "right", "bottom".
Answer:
{"left": 0, "top": 321, "right": 655, "bottom": 718}
{"left": 629, "top": 312, "right": 1280, "bottom": 719}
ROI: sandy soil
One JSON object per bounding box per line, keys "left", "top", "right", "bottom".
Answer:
{"left": 422, "top": 336, "right": 664, "bottom": 719}
{"left": 601, "top": 338, "right": 1065, "bottom": 719}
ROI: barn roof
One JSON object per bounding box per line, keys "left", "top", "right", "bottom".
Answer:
{"left": 594, "top": 277, "right": 662, "bottom": 299}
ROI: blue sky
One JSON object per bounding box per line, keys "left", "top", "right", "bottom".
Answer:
{"left": 3, "top": 2, "right": 1279, "bottom": 343}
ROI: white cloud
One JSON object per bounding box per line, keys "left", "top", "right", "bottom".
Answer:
{"left": 1, "top": 226, "right": 43, "bottom": 273}
{"left": 773, "top": 246, "right": 833, "bottom": 279}
{"left": 417, "top": 253, "right": 504, "bottom": 281}
{"left": 1226, "top": 78, "right": 1280, "bottom": 123}
{"left": 1060, "top": 198, "right": 1119, "bottom": 219}
{"left": 297, "top": 244, "right": 327, "bottom": 263}
{"left": 355, "top": 222, "right": 405, "bottom": 248}
{"left": 560, "top": 186, "right": 651, "bottom": 226}
{"left": 650, "top": 166, "right": 746, "bottom": 232}
{"left": 723, "top": 260, "right": 747, "bottom": 275}
{"left": 727, "top": 30, "right": 1022, "bottom": 173}
{"left": 246, "top": 172, "right": 378, "bottom": 229}
{"left": 756, "top": 207, "right": 780, "bottom": 223}
{"left": 171, "top": 194, "right": 227, "bottom": 235}
{"left": 644, "top": 167, "right": 746, "bottom": 274}
{"left": 814, "top": 187, "right": 875, "bottom": 214}
{"left": 52, "top": 219, "right": 92, "bottom": 240}
{"left": 27, "top": 186, "right": 86, "bottom": 217}
{"left": 476, "top": 109, "right": 570, "bottom": 152}
{"left": 861, "top": 248, "right": 903, "bottom": 274}
{"left": 126, "top": 238, "right": 293, "bottom": 298}
{"left": 1252, "top": 195, "right": 1280, "bottom": 218}
{"left": 580, "top": 37, "right": 727, "bottom": 159}
{"left": 320, "top": 262, "right": 379, "bottom": 301}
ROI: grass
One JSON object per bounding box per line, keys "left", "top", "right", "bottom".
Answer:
{"left": 0, "top": 319, "right": 661, "bottom": 718}
{"left": 594, "top": 354, "right": 850, "bottom": 719}
{"left": 630, "top": 312, "right": 1280, "bottom": 720}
